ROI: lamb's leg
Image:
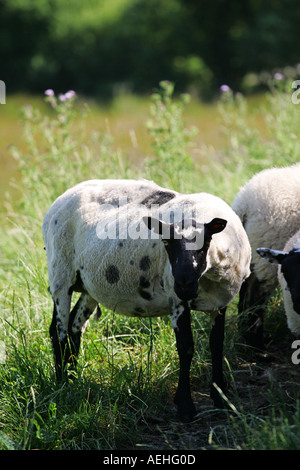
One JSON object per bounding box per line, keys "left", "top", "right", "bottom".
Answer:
{"left": 172, "top": 304, "right": 196, "bottom": 423}
{"left": 238, "top": 272, "right": 268, "bottom": 350}
{"left": 210, "top": 307, "right": 227, "bottom": 408}
{"left": 68, "top": 293, "right": 98, "bottom": 363}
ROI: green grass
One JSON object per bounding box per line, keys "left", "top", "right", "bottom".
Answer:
{"left": 1, "top": 80, "right": 300, "bottom": 450}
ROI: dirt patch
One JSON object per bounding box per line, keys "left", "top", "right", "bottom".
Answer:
{"left": 135, "top": 340, "right": 300, "bottom": 450}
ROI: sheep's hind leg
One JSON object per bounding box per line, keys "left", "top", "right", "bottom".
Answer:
{"left": 68, "top": 293, "right": 98, "bottom": 372}
{"left": 238, "top": 272, "right": 268, "bottom": 351}
{"left": 49, "top": 289, "right": 98, "bottom": 382}
{"left": 49, "top": 289, "right": 72, "bottom": 382}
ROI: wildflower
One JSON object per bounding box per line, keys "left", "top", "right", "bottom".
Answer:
{"left": 58, "top": 90, "right": 76, "bottom": 102}
{"left": 65, "top": 90, "right": 76, "bottom": 99}
{"left": 44, "top": 89, "right": 54, "bottom": 96}
{"left": 220, "top": 84, "right": 231, "bottom": 92}
{"left": 274, "top": 72, "right": 283, "bottom": 80}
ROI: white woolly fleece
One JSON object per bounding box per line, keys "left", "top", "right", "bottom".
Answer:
{"left": 43, "top": 179, "right": 251, "bottom": 318}
{"left": 232, "top": 162, "right": 300, "bottom": 293}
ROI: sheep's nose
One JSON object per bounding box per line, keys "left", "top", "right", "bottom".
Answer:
{"left": 174, "top": 280, "right": 198, "bottom": 301}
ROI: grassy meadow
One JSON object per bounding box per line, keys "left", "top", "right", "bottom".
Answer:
{"left": 1, "top": 81, "right": 300, "bottom": 450}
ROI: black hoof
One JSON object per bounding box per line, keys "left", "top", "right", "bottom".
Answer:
{"left": 177, "top": 403, "right": 197, "bottom": 423}
{"left": 174, "top": 397, "right": 197, "bottom": 423}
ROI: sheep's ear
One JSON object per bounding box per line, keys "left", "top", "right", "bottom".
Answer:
{"left": 256, "top": 247, "right": 288, "bottom": 265}
{"left": 205, "top": 218, "right": 227, "bottom": 235}
{"left": 142, "top": 216, "right": 171, "bottom": 237}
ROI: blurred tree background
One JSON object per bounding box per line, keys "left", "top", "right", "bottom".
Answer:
{"left": 1, "top": 0, "right": 300, "bottom": 100}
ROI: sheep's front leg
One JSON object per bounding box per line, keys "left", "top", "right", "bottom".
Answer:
{"left": 209, "top": 307, "right": 227, "bottom": 408}
{"left": 172, "top": 304, "right": 196, "bottom": 423}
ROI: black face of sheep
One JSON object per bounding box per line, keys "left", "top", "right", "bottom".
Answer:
{"left": 143, "top": 217, "right": 227, "bottom": 302}
{"left": 257, "top": 247, "right": 300, "bottom": 315}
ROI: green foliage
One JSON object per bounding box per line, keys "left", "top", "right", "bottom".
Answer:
{"left": 2, "top": 0, "right": 300, "bottom": 97}
{"left": 146, "top": 80, "right": 197, "bottom": 190}
{"left": 9, "top": 90, "right": 133, "bottom": 220}
{"left": 198, "top": 80, "right": 300, "bottom": 202}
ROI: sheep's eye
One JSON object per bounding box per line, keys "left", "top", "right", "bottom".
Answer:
{"left": 162, "top": 239, "right": 169, "bottom": 246}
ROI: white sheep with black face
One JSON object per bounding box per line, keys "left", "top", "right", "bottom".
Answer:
{"left": 43, "top": 179, "right": 251, "bottom": 422}
{"left": 257, "top": 229, "right": 300, "bottom": 337}
{"left": 232, "top": 162, "right": 300, "bottom": 349}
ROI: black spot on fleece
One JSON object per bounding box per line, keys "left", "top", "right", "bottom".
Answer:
{"left": 105, "top": 265, "right": 120, "bottom": 284}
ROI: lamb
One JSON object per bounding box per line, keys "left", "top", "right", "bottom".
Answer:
{"left": 43, "top": 179, "right": 251, "bottom": 422}
{"left": 257, "top": 229, "right": 300, "bottom": 337}
{"left": 232, "top": 162, "right": 300, "bottom": 349}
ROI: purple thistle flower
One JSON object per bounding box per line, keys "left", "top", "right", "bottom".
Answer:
{"left": 274, "top": 72, "right": 283, "bottom": 80}
{"left": 44, "top": 89, "right": 54, "bottom": 96}
{"left": 58, "top": 90, "right": 76, "bottom": 102}
{"left": 58, "top": 93, "right": 67, "bottom": 102}
{"left": 65, "top": 90, "right": 76, "bottom": 99}
{"left": 220, "top": 84, "right": 231, "bottom": 92}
